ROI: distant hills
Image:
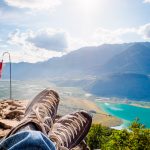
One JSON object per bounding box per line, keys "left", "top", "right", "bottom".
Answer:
{"left": 2, "top": 42, "right": 150, "bottom": 101}
{"left": 86, "top": 73, "right": 150, "bottom": 101}
{"left": 1, "top": 42, "right": 138, "bottom": 78}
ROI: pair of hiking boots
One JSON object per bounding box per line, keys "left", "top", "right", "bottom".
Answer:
{"left": 5, "top": 89, "right": 92, "bottom": 150}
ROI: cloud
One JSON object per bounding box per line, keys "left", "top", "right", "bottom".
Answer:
{"left": 91, "top": 24, "right": 150, "bottom": 45}
{"left": 4, "top": 23, "right": 150, "bottom": 63}
{"left": 138, "top": 23, "right": 150, "bottom": 40}
{"left": 91, "top": 27, "right": 137, "bottom": 45}
{"left": 80, "top": 25, "right": 150, "bottom": 46}
{"left": 144, "top": 0, "right": 150, "bottom": 3}
{"left": 28, "top": 29, "right": 68, "bottom": 51}
{"left": 7, "top": 29, "right": 64, "bottom": 63}
{"left": 7, "top": 28, "right": 87, "bottom": 52}
{"left": 93, "top": 28, "right": 123, "bottom": 44}
{"left": 4, "top": 0, "right": 61, "bottom": 11}
{"left": 6, "top": 28, "right": 88, "bottom": 62}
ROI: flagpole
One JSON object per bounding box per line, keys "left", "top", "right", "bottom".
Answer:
{"left": 2, "top": 52, "right": 12, "bottom": 100}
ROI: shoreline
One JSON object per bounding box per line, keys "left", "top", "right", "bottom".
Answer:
{"left": 59, "top": 96, "right": 123, "bottom": 127}
{"left": 95, "top": 98, "right": 150, "bottom": 109}
{"left": 111, "top": 120, "right": 130, "bottom": 130}
{"left": 95, "top": 99, "right": 150, "bottom": 129}
{"left": 96, "top": 101, "right": 130, "bottom": 130}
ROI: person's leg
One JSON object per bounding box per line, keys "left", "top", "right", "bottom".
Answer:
{"left": 1, "top": 89, "right": 59, "bottom": 150}
{"left": 5, "top": 89, "right": 60, "bottom": 138}
{"left": 1, "top": 89, "right": 92, "bottom": 150}
{"left": 0, "top": 131, "right": 56, "bottom": 150}
{"left": 0, "top": 110, "right": 92, "bottom": 150}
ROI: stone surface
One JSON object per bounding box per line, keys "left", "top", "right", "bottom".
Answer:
{"left": 0, "top": 129, "right": 10, "bottom": 139}
{"left": 0, "top": 99, "right": 28, "bottom": 139}
{"left": 5, "top": 110, "right": 24, "bottom": 120}
{"left": 0, "top": 119, "right": 18, "bottom": 129}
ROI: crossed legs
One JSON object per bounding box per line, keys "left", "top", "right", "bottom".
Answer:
{"left": 0, "top": 89, "right": 92, "bottom": 150}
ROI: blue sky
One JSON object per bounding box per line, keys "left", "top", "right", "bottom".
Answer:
{"left": 0, "top": 0, "right": 150, "bottom": 62}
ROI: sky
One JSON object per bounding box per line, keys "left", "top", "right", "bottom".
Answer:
{"left": 0, "top": 0, "right": 150, "bottom": 63}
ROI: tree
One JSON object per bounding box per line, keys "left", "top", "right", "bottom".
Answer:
{"left": 87, "top": 120, "right": 150, "bottom": 150}
{"left": 87, "top": 124, "right": 112, "bottom": 149}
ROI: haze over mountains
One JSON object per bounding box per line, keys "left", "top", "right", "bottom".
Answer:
{"left": 2, "top": 42, "right": 150, "bottom": 101}
{"left": 87, "top": 73, "right": 150, "bottom": 101}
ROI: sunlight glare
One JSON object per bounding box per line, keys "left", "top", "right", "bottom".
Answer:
{"left": 77, "top": 0, "right": 100, "bottom": 14}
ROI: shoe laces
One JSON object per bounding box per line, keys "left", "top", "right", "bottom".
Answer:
{"left": 49, "top": 113, "right": 86, "bottom": 149}
{"left": 26, "top": 96, "right": 57, "bottom": 134}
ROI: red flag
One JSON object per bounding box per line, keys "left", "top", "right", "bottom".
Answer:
{"left": 0, "top": 60, "right": 3, "bottom": 78}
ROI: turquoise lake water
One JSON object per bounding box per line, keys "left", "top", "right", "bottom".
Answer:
{"left": 97, "top": 102, "right": 150, "bottom": 128}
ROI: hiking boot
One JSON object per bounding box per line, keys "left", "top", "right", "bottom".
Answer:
{"left": 49, "top": 110, "right": 92, "bottom": 150}
{"left": 5, "top": 89, "right": 60, "bottom": 138}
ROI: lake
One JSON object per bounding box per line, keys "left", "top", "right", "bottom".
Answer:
{"left": 97, "top": 102, "right": 150, "bottom": 128}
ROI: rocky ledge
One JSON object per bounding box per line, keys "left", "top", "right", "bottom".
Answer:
{"left": 0, "top": 100, "right": 27, "bottom": 138}
{"left": 0, "top": 99, "right": 89, "bottom": 150}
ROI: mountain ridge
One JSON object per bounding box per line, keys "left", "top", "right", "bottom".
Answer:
{"left": 2, "top": 42, "right": 150, "bottom": 101}
{"left": 3, "top": 42, "right": 147, "bottom": 79}
{"left": 95, "top": 43, "right": 150, "bottom": 75}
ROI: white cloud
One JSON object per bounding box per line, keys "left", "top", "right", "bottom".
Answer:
{"left": 28, "top": 29, "right": 68, "bottom": 51}
{"left": 138, "top": 23, "right": 150, "bottom": 40}
{"left": 4, "top": 0, "right": 61, "bottom": 11}
{"left": 7, "top": 29, "right": 64, "bottom": 63}
{"left": 4, "top": 23, "right": 150, "bottom": 63}
{"left": 91, "top": 24, "right": 150, "bottom": 45}
{"left": 90, "top": 27, "right": 137, "bottom": 45}
{"left": 6, "top": 28, "right": 88, "bottom": 62}
{"left": 93, "top": 28, "right": 123, "bottom": 44}
{"left": 144, "top": 0, "right": 150, "bottom": 3}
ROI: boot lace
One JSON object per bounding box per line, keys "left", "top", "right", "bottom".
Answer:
{"left": 49, "top": 113, "right": 86, "bottom": 150}
{"left": 25, "top": 95, "right": 57, "bottom": 134}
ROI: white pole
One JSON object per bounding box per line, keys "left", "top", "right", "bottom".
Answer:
{"left": 2, "top": 52, "right": 12, "bottom": 99}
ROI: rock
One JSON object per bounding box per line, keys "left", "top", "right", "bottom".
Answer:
{"left": 0, "top": 120, "right": 12, "bottom": 129}
{"left": 0, "top": 119, "right": 18, "bottom": 129}
{"left": 0, "top": 129, "right": 10, "bottom": 139}
{"left": 5, "top": 110, "right": 24, "bottom": 119}
{"left": 6, "top": 101, "right": 23, "bottom": 107}
{"left": 1, "top": 103, "right": 8, "bottom": 108}
{"left": 9, "top": 106, "right": 17, "bottom": 111}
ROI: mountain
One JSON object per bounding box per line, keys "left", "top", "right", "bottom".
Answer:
{"left": 86, "top": 73, "right": 150, "bottom": 101}
{"left": 94, "top": 43, "right": 150, "bottom": 75}
{"left": 2, "top": 42, "right": 150, "bottom": 101}
{"left": 40, "top": 43, "right": 131, "bottom": 77}
{"left": 2, "top": 43, "right": 131, "bottom": 79}
{"left": 2, "top": 42, "right": 150, "bottom": 79}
